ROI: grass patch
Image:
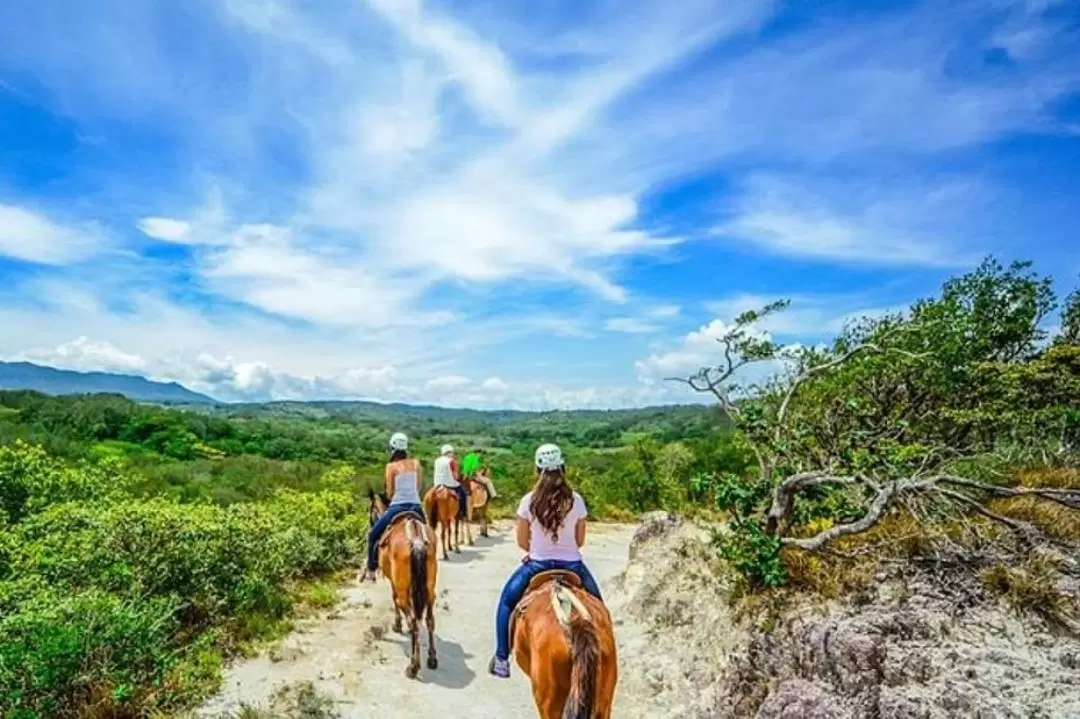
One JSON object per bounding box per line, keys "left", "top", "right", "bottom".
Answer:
{"left": 980, "top": 553, "right": 1079, "bottom": 631}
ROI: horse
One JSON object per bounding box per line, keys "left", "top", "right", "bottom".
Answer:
{"left": 511, "top": 570, "right": 618, "bottom": 719}
{"left": 464, "top": 470, "right": 491, "bottom": 539}
{"left": 423, "top": 485, "right": 462, "bottom": 559}
{"left": 367, "top": 490, "right": 439, "bottom": 678}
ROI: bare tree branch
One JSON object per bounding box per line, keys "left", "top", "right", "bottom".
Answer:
{"left": 764, "top": 472, "right": 861, "bottom": 535}
{"left": 769, "top": 470, "right": 1080, "bottom": 553}
{"left": 781, "top": 482, "right": 896, "bottom": 551}
{"left": 936, "top": 476, "right": 1080, "bottom": 510}
{"left": 936, "top": 488, "right": 1038, "bottom": 536}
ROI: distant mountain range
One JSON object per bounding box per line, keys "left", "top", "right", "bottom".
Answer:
{"left": 0, "top": 361, "right": 217, "bottom": 404}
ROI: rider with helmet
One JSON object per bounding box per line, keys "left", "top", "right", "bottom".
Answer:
{"left": 362, "top": 432, "right": 424, "bottom": 582}
{"left": 488, "top": 443, "right": 603, "bottom": 679}
{"left": 433, "top": 444, "right": 468, "bottom": 520}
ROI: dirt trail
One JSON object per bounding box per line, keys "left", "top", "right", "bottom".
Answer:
{"left": 199, "top": 522, "right": 639, "bottom": 718}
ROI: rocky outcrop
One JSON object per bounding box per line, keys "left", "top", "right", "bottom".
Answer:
{"left": 613, "top": 516, "right": 1080, "bottom": 719}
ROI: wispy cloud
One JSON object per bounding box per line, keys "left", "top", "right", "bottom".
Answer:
{"left": 0, "top": 204, "right": 109, "bottom": 266}
{"left": 715, "top": 174, "right": 990, "bottom": 267}
{"left": 2, "top": 0, "right": 1078, "bottom": 408}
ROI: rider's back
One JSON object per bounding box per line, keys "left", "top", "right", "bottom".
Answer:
{"left": 433, "top": 455, "right": 459, "bottom": 488}
{"left": 517, "top": 491, "right": 587, "bottom": 562}
{"left": 388, "top": 458, "right": 421, "bottom": 505}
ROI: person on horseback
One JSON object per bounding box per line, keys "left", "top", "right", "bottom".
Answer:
{"left": 488, "top": 443, "right": 603, "bottom": 679}
{"left": 463, "top": 447, "right": 498, "bottom": 498}
{"left": 433, "top": 444, "right": 468, "bottom": 520}
{"left": 362, "top": 432, "right": 424, "bottom": 582}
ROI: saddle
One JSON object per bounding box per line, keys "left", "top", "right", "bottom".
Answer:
{"left": 509, "top": 570, "right": 584, "bottom": 651}
{"left": 377, "top": 510, "right": 425, "bottom": 549}
{"left": 526, "top": 569, "right": 582, "bottom": 592}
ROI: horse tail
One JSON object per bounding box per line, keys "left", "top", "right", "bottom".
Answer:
{"left": 553, "top": 585, "right": 599, "bottom": 719}
{"left": 408, "top": 520, "right": 430, "bottom": 619}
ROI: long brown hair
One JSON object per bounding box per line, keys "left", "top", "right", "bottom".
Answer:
{"left": 530, "top": 467, "right": 574, "bottom": 541}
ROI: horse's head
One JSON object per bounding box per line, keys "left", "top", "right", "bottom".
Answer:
{"left": 367, "top": 487, "right": 390, "bottom": 525}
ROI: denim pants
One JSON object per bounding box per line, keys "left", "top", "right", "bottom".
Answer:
{"left": 494, "top": 559, "right": 603, "bottom": 660}
{"left": 453, "top": 484, "right": 468, "bottom": 519}
{"left": 367, "top": 503, "right": 423, "bottom": 571}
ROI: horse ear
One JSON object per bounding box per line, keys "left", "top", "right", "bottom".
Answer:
{"left": 367, "top": 487, "right": 376, "bottom": 501}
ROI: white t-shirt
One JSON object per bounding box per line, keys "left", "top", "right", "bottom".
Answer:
{"left": 517, "top": 491, "right": 588, "bottom": 562}
{"left": 433, "top": 455, "right": 459, "bottom": 488}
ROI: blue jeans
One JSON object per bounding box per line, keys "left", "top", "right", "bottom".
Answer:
{"left": 494, "top": 559, "right": 602, "bottom": 661}
{"left": 367, "top": 503, "right": 423, "bottom": 571}
{"left": 453, "top": 484, "right": 468, "bottom": 519}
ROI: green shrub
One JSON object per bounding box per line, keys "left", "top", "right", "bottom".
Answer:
{"left": 0, "top": 590, "right": 181, "bottom": 718}
{"left": 713, "top": 517, "right": 787, "bottom": 589}
{"left": 0, "top": 445, "right": 369, "bottom": 717}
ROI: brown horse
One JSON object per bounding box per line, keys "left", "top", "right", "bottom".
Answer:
{"left": 368, "top": 490, "right": 439, "bottom": 678}
{"left": 464, "top": 471, "right": 491, "bottom": 539}
{"left": 512, "top": 571, "right": 618, "bottom": 718}
{"left": 423, "top": 485, "right": 462, "bottom": 559}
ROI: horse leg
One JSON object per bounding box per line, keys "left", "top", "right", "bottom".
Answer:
{"left": 531, "top": 680, "right": 564, "bottom": 719}
{"left": 392, "top": 604, "right": 403, "bottom": 634}
{"left": 441, "top": 521, "right": 450, "bottom": 560}
{"left": 425, "top": 605, "right": 438, "bottom": 670}
{"left": 406, "top": 611, "right": 421, "bottom": 679}
{"left": 464, "top": 502, "right": 474, "bottom": 546}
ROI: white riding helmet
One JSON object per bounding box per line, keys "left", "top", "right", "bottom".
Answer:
{"left": 534, "top": 443, "right": 564, "bottom": 471}
{"left": 441, "top": 444, "right": 454, "bottom": 456}
{"left": 389, "top": 432, "right": 409, "bottom": 451}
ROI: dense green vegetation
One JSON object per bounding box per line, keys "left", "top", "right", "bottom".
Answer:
{"left": 695, "top": 259, "right": 1080, "bottom": 598}
{"left": 1, "top": 255, "right": 1077, "bottom": 716}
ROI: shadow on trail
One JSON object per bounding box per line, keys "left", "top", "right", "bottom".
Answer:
{"left": 471, "top": 531, "right": 506, "bottom": 547}
{"left": 388, "top": 634, "right": 477, "bottom": 689}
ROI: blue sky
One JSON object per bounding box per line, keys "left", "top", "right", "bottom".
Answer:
{"left": 1, "top": 0, "right": 1078, "bottom": 408}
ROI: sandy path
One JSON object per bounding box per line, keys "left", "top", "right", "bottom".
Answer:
{"left": 199, "top": 521, "right": 638, "bottom": 718}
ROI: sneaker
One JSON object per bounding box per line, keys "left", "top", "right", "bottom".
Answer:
{"left": 489, "top": 656, "right": 511, "bottom": 679}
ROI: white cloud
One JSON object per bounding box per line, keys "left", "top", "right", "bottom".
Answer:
{"left": 137, "top": 217, "right": 191, "bottom": 242}
{"left": 604, "top": 317, "right": 659, "bottom": 334}
{"left": 426, "top": 375, "right": 471, "bottom": 390}
{"left": 22, "top": 337, "right": 147, "bottom": 374}
{"left": 635, "top": 319, "right": 744, "bottom": 379}
{"left": 481, "top": 376, "right": 509, "bottom": 392}
{"left": 0, "top": 204, "right": 107, "bottom": 265}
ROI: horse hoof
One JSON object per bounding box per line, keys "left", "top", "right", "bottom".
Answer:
{"left": 406, "top": 665, "right": 419, "bottom": 679}
{"left": 427, "top": 656, "right": 438, "bottom": 670}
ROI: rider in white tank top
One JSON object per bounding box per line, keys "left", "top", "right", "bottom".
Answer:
{"left": 390, "top": 461, "right": 421, "bottom": 505}
{"left": 433, "top": 454, "right": 459, "bottom": 488}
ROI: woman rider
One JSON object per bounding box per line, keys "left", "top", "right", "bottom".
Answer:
{"left": 488, "top": 443, "right": 603, "bottom": 678}
{"left": 362, "top": 431, "right": 424, "bottom": 582}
